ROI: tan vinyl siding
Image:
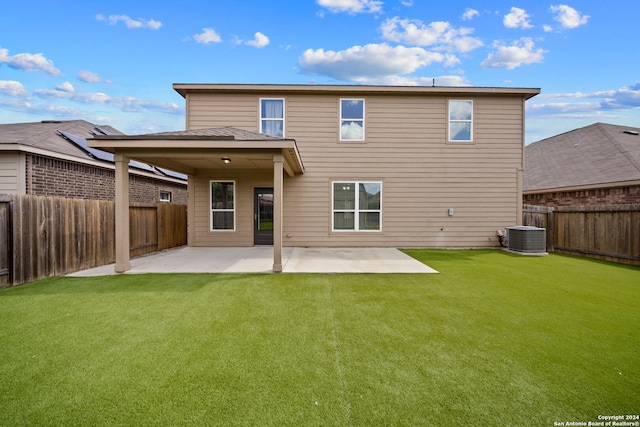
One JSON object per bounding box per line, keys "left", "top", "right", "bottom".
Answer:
{"left": 186, "top": 90, "right": 527, "bottom": 248}
{"left": 190, "top": 169, "right": 273, "bottom": 246}
{"left": 187, "top": 93, "right": 259, "bottom": 131}
{"left": 0, "top": 153, "right": 22, "bottom": 194}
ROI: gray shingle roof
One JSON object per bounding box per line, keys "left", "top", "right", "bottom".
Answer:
{"left": 0, "top": 120, "right": 124, "bottom": 159}
{"left": 524, "top": 123, "right": 640, "bottom": 191}
{"left": 132, "top": 126, "right": 285, "bottom": 141}
{"left": 0, "top": 120, "right": 186, "bottom": 180}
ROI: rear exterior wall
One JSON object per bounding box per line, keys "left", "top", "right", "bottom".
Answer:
{"left": 187, "top": 91, "right": 526, "bottom": 248}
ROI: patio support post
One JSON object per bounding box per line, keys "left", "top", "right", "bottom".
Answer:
{"left": 114, "top": 153, "right": 131, "bottom": 273}
{"left": 273, "top": 155, "right": 284, "bottom": 272}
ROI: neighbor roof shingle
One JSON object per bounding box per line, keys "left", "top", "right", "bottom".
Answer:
{"left": 524, "top": 123, "right": 640, "bottom": 191}
{"left": 0, "top": 120, "right": 124, "bottom": 160}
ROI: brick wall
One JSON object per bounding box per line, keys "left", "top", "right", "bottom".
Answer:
{"left": 524, "top": 185, "right": 640, "bottom": 207}
{"left": 26, "top": 154, "right": 188, "bottom": 204}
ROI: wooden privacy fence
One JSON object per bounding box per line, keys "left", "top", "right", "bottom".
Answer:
{"left": 0, "top": 194, "right": 187, "bottom": 287}
{"left": 523, "top": 204, "right": 640, "bottom": 266}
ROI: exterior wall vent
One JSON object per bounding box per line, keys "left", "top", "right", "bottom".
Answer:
{"left": 506, "top": 226, "right": 546, "bottom": 253}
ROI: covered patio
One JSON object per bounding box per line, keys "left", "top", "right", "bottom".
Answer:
{"left": 89, "top": 127, "right": 304, "bottom": 273}
{"left": 68, "top": 246, "right": 438, "bottom": 275}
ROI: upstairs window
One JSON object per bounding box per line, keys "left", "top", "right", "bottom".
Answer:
{"left": 449, "top": 100, "right": 473, "bottom": 142}
{"left": 260, "top": 98, "right": 284, "bottom": 137}
{"left": 340, "top": 99, "right": 365, "bottom": 141}
{"left": 332, "top": 181, "right": 381, "bottom": 231}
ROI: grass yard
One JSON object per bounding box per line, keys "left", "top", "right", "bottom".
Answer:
{"left": 0, "top": 250, "right": 638, "bottom": 426}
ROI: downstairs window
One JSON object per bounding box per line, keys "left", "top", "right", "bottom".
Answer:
{"left": 332, "top": 181, "right": 382, "bottom": 231}
{"left": 210, "top": 180, "right": 235, "bottom": 231}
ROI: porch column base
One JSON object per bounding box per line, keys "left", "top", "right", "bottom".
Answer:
{"left": 115, "top": 262, "right": 131, "bottom": 274}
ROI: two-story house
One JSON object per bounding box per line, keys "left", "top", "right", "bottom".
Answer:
{"left": 90, "top": 84, "right": 540, "bottom": 272}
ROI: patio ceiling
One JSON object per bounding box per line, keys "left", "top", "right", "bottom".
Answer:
{"left": 88, "top": 134, "right": 304, "bottom": 177}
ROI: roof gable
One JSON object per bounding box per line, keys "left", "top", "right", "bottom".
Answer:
{"left": 524, "top": 123, "right": 640, "bottom": 191}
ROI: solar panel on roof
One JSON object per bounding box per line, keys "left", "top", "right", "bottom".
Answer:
{"left": 93, "top": 126, "right": 120, "bottom": 136}
{"left": 129, "top": 159, "right": 159, "bottom": 174}
{"left": 157, "top": 167, "right": 187, "bottom": 180}
{"left": 58, "top": 131, "right": 114, "bottom": 162}
{"left": 59, "top": 130, "right": 187, "bottom": 180}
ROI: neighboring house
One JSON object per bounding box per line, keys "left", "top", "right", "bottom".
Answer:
{"left": 89, "top": 83, "right": 540, "bottom": 272}
{"left": 524, "top": 123, "right": 640, "bottom": 206}
{"left": 0, "top": 120, "right": 187, "bottom": 204}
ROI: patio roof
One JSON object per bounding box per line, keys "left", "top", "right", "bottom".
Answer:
{"left": 88, "top": 126, "right": 303, "bottom": 274}
{"left": 89, "top": 126, "right": 304, "bottom": 176}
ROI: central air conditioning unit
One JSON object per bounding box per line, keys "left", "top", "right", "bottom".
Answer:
{"left": 506, "top": 226, "right": 546, "bottom": 253}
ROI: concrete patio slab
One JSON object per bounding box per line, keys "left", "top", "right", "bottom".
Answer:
{"left": 68, "top": 246, "right": 437, "bottom": 276}
{"left": 283, "top": 247, "right": 437, "bottom": 273}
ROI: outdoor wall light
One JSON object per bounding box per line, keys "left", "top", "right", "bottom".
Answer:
{"left": 221, "top": 157, "right": 231, "bottom": 164}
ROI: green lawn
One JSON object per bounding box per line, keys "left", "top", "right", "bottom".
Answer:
{"left": 0, "top": 250, "right": 638, "bottom": 426}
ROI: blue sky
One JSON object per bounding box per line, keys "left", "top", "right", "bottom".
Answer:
{"left": 0, "top": 0, "right": 637, "bottom": 144}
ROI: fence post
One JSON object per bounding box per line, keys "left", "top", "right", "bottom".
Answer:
{"left": 547, "top": 208, "right": 554, "bottom": 252}
{"left": 0, "top": 196, "right": 13, "bottom": 288}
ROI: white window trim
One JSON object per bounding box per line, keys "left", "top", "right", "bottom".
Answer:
{"left": 332, "top": 181, "right": 382, "bottom": 232}
{"left": 448, "top": 99, "right": 473, "bottom": 142}
{"left": 210, "top": 180, "right": 236, "bottom": 232}
{"left": 339, "top": 98, "right": 365, "bottom": 142}
{"left": 159, "top": 191, "right": 171, "bottom": 203}
{"left": 259, "top": 98, "right": 285, "bottom": 137}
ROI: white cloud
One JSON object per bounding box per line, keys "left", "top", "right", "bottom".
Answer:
{"left": 35, "top": 88, "right": 108, "bottom": 103}
{"left": 317, "top": 0, "right": 383, "bottom": 14}
{"left": 400, "top": 0, "right": 413, "bottom": 6}
{"left": 0, "top": 47, "right": 61, "bottom": 76}
{"left": 246, "top": 32, "right": 270, "bottom": 48}
{"left": 111, "top": 96, "right": 181, "bottom": 113}
{"left": 0, "top": 80, "right": 27, "bottom": 97}
{"left": 77, "top": 70, "right": 112, "bottom": 83}
{"left": 34, "top": 87, "right": 182, "bottom": 114}
{"left": 56, "top": 82, "right": 74, "bottom": 92}
{"left": 341, "top": 122, "right": 364, "bottom": 139}
{"left": 543, "top": 25, "right": 553, "bottom": 32}
{"left": 462, "top": 8, "right": 479, "bottom": 21}
{"left": 299, "top": 43, "right": 450, "bottom": 82}
{"left": 481, "top": 37, "right": 545, "bottom": 70}
{"left": 194, "top": 28, "right": 222, "bottom": 44}
{"left": 549, "top": 5, "right": 589, "bottom": 29}
{"left": 0, "top": 98, "right": 88, "bottom": 117}
{"left": 526, "top": 102, "right": 600, "bottom": 116}
{"left": 357, "top": 74, "right": 469, "bottom": 86}
{"left": 96, "top": 14, "right": 162, "bottom": 30}
{"left": 538, "top": 82, "right": 640, "bottom": 109}
{"left": 527, "top": 83, "right": 640, "bottom": 119}
{"left": 503, "top": 7, "right": 533, "bottom": 29}
{"left": 380, "top": 17, "right": 483, "bottom": 53}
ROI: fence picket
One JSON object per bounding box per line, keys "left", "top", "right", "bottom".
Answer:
{"left": 0, "top": 194, "right": 186, "bottom": 287}
{"left": 524, "top": 204, "right": 640, "bottom": 266}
